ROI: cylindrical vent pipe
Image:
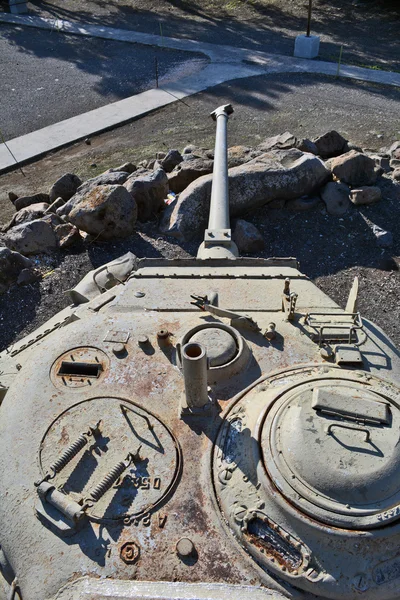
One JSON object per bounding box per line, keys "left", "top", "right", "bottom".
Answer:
{"left": 181, "top": 343, "right": 209, "bottom": 409}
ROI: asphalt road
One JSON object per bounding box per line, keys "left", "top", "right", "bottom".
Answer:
{"left": 0, "top": 24, "right": 207, "bottom": 141}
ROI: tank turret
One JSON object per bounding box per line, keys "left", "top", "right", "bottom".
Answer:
{"left": 1, "top": 107, "right": 400, "bottom": 600}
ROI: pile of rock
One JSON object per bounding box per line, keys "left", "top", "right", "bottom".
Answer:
{"left": 1, "top": 131, "right": 399, "bottom": 292}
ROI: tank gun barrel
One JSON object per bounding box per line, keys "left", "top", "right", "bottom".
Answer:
{"left": 197, "top": 104, "right": 239, "bottom": 260}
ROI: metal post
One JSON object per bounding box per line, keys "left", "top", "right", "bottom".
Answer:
{"left": 306, "top": 0, "right": 312, "bottom": 37}
{"left": 197, "top": 104, "right": 238, "bottom": 260}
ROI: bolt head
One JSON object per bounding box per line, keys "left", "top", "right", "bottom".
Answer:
{"left": 113, "top": 343, "right": 126, "bottom": 356}
{"left": 138, "top": 335, "right": 149, "bottom": 345}
{"left": 120, "top": 541, "right": 140, "bottom": 564}
{"left": 176, "top": 537, "right": 195, "bottom": 558}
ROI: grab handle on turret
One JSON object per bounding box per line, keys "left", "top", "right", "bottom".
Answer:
{"left": 197, "top": 104, "right": 239, "bottom": 260}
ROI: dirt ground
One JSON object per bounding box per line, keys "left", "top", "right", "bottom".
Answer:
{"left": 0, "top": 71, "right": 399, "bottom": 352}
{"left": 8, "top": 0, "right": 399, "bottom": 71}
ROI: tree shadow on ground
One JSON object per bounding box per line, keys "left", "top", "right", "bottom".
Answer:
{"left": 21, "top": 0, "right": 400, "bottom": 70}
{"left": 0, "top": 22, "right": 207, "bottom": 101}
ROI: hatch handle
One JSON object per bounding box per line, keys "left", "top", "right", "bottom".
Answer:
{"left": 326, "top": 423, "right": 370, "bottom": 442}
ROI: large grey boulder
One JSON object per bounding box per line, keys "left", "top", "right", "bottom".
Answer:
{"left": 168, "top": 158, "right": 214, "bottom": 194}
{"left": 3, "top": 219, "right": 58, "bottom": 255}
{"left": 76, "top": 171, "right": 130, "bottom": 196}
{"left": 232, "top": 219, "right": 265, "bottom": 254}
{"left": 124, "top": 168, "right": 168, "bottom": 222}
{"left": 0, "top": 247, "right": 32, "bottom": 293}
{"left": 49, "top": 173, "right": 82, "bottom": 203}
{"left": 314, "top": 131, "right": 348, "bottom": 158}
{"left": 320, "top": 182, "right": 351, "bottom": 215}
{"left": 3, "top": 202, "right": 49, "bottom": 232}
{"left": 257, "top": 132, "right": 297, "bottom": 152}
{"left": 60, "top": 185, "right": 137, "bottom": 240}
{"left": 162, "top": 152, "right": 330, "bottom": 239}
{"left": 14, "top": 193, "right": 50, "bottom": 211}
{"left": 331, "top": 150, "right": 379, "bottom": 186}
{"left": 227, "top": 146, "right": 260, "bottom": 168}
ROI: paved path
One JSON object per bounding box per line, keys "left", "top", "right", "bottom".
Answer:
{"left": 1, "top": 13, "right": 399, "bottom": 174}
{"left": 0, "top": 23, "right": 207, "bottom": 141}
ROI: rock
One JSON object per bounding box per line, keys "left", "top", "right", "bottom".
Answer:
{"left": 156, "top": 152, "right": 166, "bottom": 160}
{"left": 330, "top": 151, "right": 379, "bottom": 186}
{"left": 61, "top": 185, "right": 137, "bottom": 240}
{"left": 162, "top": 153, "right": 330, "bottom": 239}
{"left": 392, "top": 168, "right": 400, "bottom": 181}
{"left": 390, "top": 159, "right": 400, "bottom": 169}
{"left": 350, "top": 186, "right": 382, "bottom": 206}
{"left": 14, "top": 193, "right": 50, "bottom": 211}
{"left": 45, "top": 197, "right": 66, "bottom": 214}
{"left": 372, "top": 224, "right": 393, "bottom": 248}
{"left": 389, "top": 141, "right": 400, "bottom": 158}
{"left": 232, "top": 219, "right": 265, "bottom": 253}
{"left": 42, "top": 213, "right": 63, "bottom": 228}
{"left": 0, "top": 247, "right": 32, "bottom": 293}
{"left": 107, "top": 162, "right": 136, "bottom": 174}
{"left": 3, "top": 219, "right": 58, "bottom": 255}
{"left": 286, "top": 196, "right": 320, "bottom": 211}
{"left": 160, "top": 149, "right": 183, "bottom": 173}
{"left": 168, "top": 158, "right": 214, "bottom": 194}
{"left": 296, "top": 138, "right": 318, "bottom": 155}
{"left": 228, "top": 146, "right": 260, "bottom": 168}
{"left": 4, "top": 202, "right": 50, "bottom": 232}
{"left": 77, "top": 171, "right": 130, "bottom": 196}
{"left": 147, "top": 160, "right": 157, "bottom": 170}
{"left": 183, "top": 145, "right": 196, "bottom": 154}
{"left": 368, "top": 154, "right": 391, "bottom": 172}
{"left": 49, "top": 173, "right": 82, "bottom": 203}
{"left": 320, "top": 182, "right": 351, "bottom": 215}
{"left": 314, "top": 131, "right": 348, "bottom": 158}
{"left": 124, "top": 168, "right": 168, "bottom": 222}
{"left": 257, "top": 132, "right": 297, "bottom": 153}
{"left": 8, "top": 192, "right": 18, "bottom": 204}
{"left": 54, "top": 223, "right": 81, "bottom": 248}
{"left": 347, "top": 142, "right": 363, "bottom": 153}
{"left": 17, "top": 268, "right": 41, "bottom": 286}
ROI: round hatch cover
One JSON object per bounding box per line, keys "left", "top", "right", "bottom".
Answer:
{"left": 39, "top": 397, "right": 181, "bottom": 522}
{"left": 261, "top": 378, "right": 400, "bottom": 528}
{"left": 190, "top": 327, "right": 237, "bottom": 367}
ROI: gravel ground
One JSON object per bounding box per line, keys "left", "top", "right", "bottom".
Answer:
{"left": 0, "top": 72, "right": 399, "bottom": 351}
{"left": 0, "top": 23, "right": 207, "bottom": 141}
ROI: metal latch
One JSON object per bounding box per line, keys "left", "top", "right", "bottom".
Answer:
{"left": 282, "top": 278, "right": 298, "bottom": 321}
{"left": 190, "top": 294, "right": 260, "bottom": 332}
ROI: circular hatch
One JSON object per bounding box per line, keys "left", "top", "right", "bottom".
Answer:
{"left": 39, "top": 397, "right": 181, "bottom": 522}
{"left": 181, "top": 323, "right": 250, "bottom": 382}
{"left": 259, "top": 378, "right": 400, "bottom": 528}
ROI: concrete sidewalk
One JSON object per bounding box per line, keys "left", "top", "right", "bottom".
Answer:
{"left": 1, "top": 13, "right": 400, "bottom": 174}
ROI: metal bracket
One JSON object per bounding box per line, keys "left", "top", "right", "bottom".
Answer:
{"left": 282, "top": 278, "right": 298, "bottom": 321}
{"left": 204, "top": 229, "right": 233, "bottom": 246}
{"left": 190, "top": 294, "right": 260, "bottom": 332}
